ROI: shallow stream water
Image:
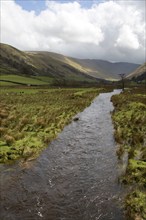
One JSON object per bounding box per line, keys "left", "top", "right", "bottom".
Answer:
{"left": 0, "top": 90, "right": 125, "bottom": 220}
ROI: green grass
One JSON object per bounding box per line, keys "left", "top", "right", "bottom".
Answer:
{"left": 34, "top": 76, "right": 54, "bottom": 83}
{"left": 0, "top": 73, "right": 97, "bottom": 87}
{"left": 0, "top": 74, "right": 49, "bottom": 85}
{"left": 111, "top": 86, "right": 146, "bottom": 219}
{"left": 0, "top": 81, "right": 19, "bottom": 86}
{"left": 0, "top": 87, "right": 111, "bottom": 163}
{"left": 126, "top": 190, "right": 146, "bottom": 220}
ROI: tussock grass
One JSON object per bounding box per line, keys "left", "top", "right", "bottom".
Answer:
{"left": 0, "top": 87, "right": 109, "bottom": 163}
{"left": 111, "top": 86, "right": 146, "bottom": 219}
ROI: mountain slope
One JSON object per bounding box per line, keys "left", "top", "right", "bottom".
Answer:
{"left": 0, "top": 43, "right": 98, "bottom": 85}
{"left": 0, "top": 43, "right": 140, "bottom": 84}
{"left": 72, "top": 59, "right": 139, "bottom": 80}
{"left": 126, "top": 63, "right": 146, "bottom": 81}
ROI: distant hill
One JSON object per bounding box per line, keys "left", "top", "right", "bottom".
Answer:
{"left": 126, "top": 63, "right": 146, "bottom": 82}
{"left": 0, "top": 43, "right": 140, "bottom": 85}
{"left": 72, "top": 58, "right": 139, "bottom": 80}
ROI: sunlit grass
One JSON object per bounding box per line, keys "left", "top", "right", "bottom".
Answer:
{"left": 0, "top": 81, "right": 18, "bottom": 86}
{"left": 0, "top": 74, "right": 49, "bottom": 85}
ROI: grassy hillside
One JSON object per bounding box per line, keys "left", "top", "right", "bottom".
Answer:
{"left": 0, "top": 43, "right": 98, "bottom": 85}
{"left": 73, "top": 59, "right": 140, "bottom": 80}
{"left": 126, "top": 63, "right": 146, "bottom": 82}
{"left": 0, "top": 43, "right": 140, "bottom": 84}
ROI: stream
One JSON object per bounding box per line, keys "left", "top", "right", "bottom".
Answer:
{"left": 0, "top": 90, "right": 125, "bottom": 220}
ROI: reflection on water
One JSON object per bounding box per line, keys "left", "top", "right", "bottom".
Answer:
{"left": 0, "top": 90, "right": 125, "bottom": 220}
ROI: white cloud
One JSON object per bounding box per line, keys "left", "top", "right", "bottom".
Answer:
{"left": 1, "top": 0, "right": 145, "bottom": 63}
{"left": 115, "top": 25, "right": 140, "bottom": 49}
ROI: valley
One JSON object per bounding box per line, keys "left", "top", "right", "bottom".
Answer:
{"left": 0, "top": 43, "right": 146, "bottom": 220}
{"left": 0, "top": 43, "right": 142, "bottom": 87}
{"left": 0, "top": 0, "right": 145, "bottom": 219}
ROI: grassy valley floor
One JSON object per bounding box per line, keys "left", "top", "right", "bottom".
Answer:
{"left": 111, "top": 86, "right": 146, "bottom": 220}
{"left": 0, "top": 87, "right": 111, "bottom": 163}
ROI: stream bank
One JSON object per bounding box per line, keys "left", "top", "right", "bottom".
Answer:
{"left": 0, "top": 90, "right": 124, "bottom": 220}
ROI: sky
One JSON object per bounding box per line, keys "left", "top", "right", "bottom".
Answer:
{"left": 0, "top": 0, "right": 146, "bottom": 63}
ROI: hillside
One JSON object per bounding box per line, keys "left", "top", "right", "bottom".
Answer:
{"left": 0, "top": 43, "right": 99, "bottom": 86}
{"left": 0, "top": 43, "right": 140, "bottom": 85}
{"left": 126, "top": 63, "right": 146, "bottom": 81}
{"left": 72, "top": 59, "right": 140, "bottom": 80}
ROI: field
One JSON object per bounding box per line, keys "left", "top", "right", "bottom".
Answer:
{"left": 0, "top": 74, "right": 52, "bottom": 86}
{"left": 111, "top": 86, "right": 146, "bottom": 220}
{"left": 0, "top": 87, "right": 109, "bottom": 163}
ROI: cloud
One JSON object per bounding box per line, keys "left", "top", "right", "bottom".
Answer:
{"left": 115, "top": 25, "right": 140, "bottom": 49}
{"left": 1, "top": 0, "right": 145, "bottom": 63}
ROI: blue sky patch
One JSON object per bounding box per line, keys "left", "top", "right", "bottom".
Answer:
{"left": 15, "top": 0, "right": 103, "bottom": 14}
{"left": 15, "top": 0, "right": 47, "bottom": 14}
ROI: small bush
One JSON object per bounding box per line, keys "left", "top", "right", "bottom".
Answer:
{"left": 4, "top": 135, "right": 15, "bottom": 146}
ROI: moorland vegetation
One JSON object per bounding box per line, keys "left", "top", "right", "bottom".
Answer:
{"left": 111, "top": 86, "right": 146, "bottom": 220}
{"left": 0, "top": 87, "right": 110, "bottom": 163}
